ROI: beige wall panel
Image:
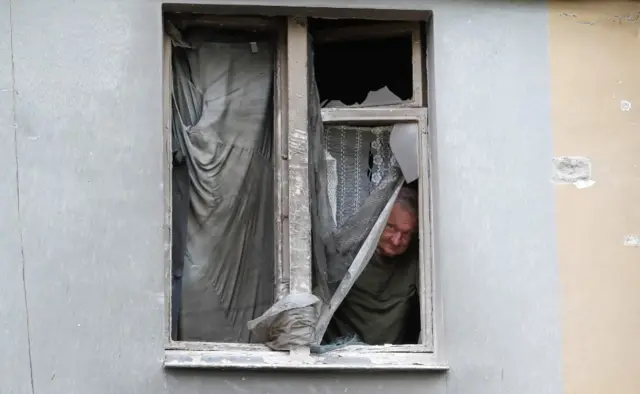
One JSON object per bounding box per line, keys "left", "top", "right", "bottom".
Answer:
{"left": 550, "top": 2, "right": 640, "bottom": 394}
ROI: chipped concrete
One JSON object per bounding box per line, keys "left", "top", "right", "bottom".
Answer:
{"left": 559, "top": 10, "right": 640, "bottom": 26}
{"left": 623, "top": 235, "right": 640, "bottom": 247}
{"left": 621, "top": 100, "right": 632, "bottom": 112}
{"left": 552, "top": 156, "right": 595, "bottom": 188}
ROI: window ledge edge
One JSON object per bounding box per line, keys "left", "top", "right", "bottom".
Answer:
{"left": 164, "top": 349, "right": 449, "bottom": 371}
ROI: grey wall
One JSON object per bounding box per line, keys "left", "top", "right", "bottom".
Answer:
{"left": 0, "top": 1, "right": 562, "bottom": 393}
{"left": 0, "top": 1, "right": 34, "bottom": 393}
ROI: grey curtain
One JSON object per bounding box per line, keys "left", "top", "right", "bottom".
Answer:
{"left": 170, "top": 26, "right": 275, "bottom": 343}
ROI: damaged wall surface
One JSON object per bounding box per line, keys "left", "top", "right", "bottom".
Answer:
{"left": 0, "top": 0, "right": 566, "bottom": 393}
{"left": 550, "top": 2, "right": 640, "bottom": 394}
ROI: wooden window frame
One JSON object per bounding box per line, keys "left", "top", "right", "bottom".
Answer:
{"left": 162, "top": 10, "right": 446, "bottom": 371}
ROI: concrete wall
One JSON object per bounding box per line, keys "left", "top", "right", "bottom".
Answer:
{"left": 0, "top": 1, "right": 34, "bottom": 393}
{"left": 549, "top": 2, "right": 640, "bottom": 394}
{"left": 0, "top": 1, "right": 563, "bottom": 393}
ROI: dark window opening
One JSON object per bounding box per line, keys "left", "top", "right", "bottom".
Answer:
{"left": 310, "top": 18, "right": 414, "bottom": 107}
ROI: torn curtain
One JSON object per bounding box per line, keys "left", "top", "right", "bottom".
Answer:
{"left": 170, "top": 26, "right": 275, "bottom": 343}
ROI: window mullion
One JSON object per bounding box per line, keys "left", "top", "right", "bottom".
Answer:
{"left": 274, "top": 21, "right": 289, "bottom": 301}
{"left": 285, "top": 16, "right": 312, "bottom": 297}
{"left": 285, "top": 15, "right": 313, "bottom": 358}
{"left": 321, "top": 107, "right": 425, "bottom": 124}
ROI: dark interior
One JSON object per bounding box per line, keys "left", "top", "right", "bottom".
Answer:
{"left": 309, "top": 18, "right": 414, "bottom": 106}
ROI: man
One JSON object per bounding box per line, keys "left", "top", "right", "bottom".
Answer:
{"left": 325, "top": 186, "right": 421, "bottom": 345}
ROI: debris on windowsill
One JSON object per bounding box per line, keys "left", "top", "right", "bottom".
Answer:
{"left": 310, "top": 334, "right": 365, "bottom": 354}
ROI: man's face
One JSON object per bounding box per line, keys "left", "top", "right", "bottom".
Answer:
{"left": 377, "top": 203, "right": 418, "bottom": 257}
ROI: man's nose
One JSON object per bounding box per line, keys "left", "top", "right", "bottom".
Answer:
{"left": 390, "top": 232, "right": 402, "bottom": 245}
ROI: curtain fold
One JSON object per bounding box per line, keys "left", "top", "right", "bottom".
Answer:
{"left": 170, "top": 26, "right": 275, "bottom": 343}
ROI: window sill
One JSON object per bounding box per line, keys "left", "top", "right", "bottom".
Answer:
{"left": 164, "top": 349, "right": 449, "bottom": 371}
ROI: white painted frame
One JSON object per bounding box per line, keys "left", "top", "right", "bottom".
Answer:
{"left": 162, "top": 10, "right": 446, "bottom": 371}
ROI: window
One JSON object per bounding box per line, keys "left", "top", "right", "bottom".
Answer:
{"left": 162, "top": 5, "right": 444, "bottom": 370}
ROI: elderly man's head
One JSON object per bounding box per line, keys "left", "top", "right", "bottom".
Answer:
{"left": 377, "top": 187, "right": 419, "bottom": 257}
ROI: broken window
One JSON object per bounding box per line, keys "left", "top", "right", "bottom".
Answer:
{"left": 163, "top": 9, "right": 439, "bottom": 369}
{"left": 311, "top": 18, "right": 419, "bottom": 107}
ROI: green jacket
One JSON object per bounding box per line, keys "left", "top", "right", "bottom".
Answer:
{"left": 325, "top": 249, "right": 419, "bottom": 345}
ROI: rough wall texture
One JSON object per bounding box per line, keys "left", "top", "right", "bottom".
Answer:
{"left": 549, "top": 2, "right": 640, "bottom": 394}
{"left": 0, "top": 1, "right": 562, "bottom": 393}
